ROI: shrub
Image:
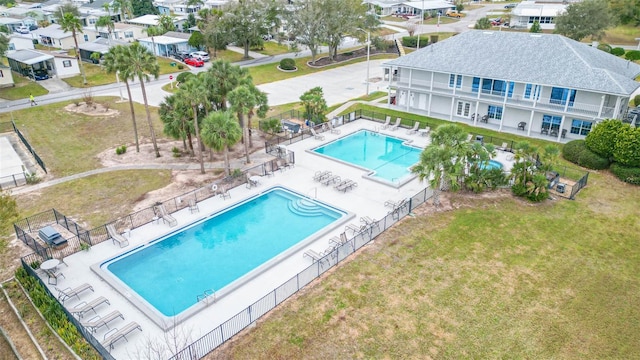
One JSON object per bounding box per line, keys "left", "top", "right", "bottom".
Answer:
{"left": 562, "top": 140, "right": 610, "bottom": 169}
{"left": 475, "top": 17, "right": 491, "bottom": 30}
{"left": 625, "top": 50, "right": 640, "bottom": 61}
{"left": 610, "top": 163, "right": 640, "bottom": 185}
{"left": 259, "top": 118, "right": 282, "bottom": 134}
{"left": 172, "top": 146, "right": 181, "bottom": 158}
{"left": 372, "top": 36, "right": 389, "bottom": 51}
{"left": 176, "top": 72, "right": 194, "bottom": 84}
{"left": 611, "top": 47, "right": 625, "bottom": 56}
{"left": 177, "top": 64, "right": 184, "bottom": 70}
{"left": 279, "top": 58, "right": 296, "bottom": 70}
{"left": 613, "top": 125, "right": 640, "bottom": 167}
{"left": 115, "top": 145, "right": 127, "bottom": 155}
{"left": 596, "top": 43, "right": 612, "bottom": 53}
{"left": 634, "top": 94, "right": 640, "bottom": 107}
{"left": 401, "top": 35, "right": 429, "bottom": 48}
{"left": 585, "top": 119, "right": 625, "bottom": 159}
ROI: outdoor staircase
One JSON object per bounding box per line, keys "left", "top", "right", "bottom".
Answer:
{"left": 287, "top": 199, "right": 326, "bottom": 217}
{"left": 395, "top": 39, "right": 406, "bottom": 57}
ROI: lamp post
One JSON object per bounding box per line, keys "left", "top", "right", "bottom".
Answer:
{"left": 417, "top": 0, "right": 424, "bottom": 49}
{"left": 357, "top": 28, "right": 371, "bottom": 96}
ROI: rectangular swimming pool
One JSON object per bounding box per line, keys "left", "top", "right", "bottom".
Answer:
{"left": 99, "top": 187, "right": 347, "bottom": 325}
{"left": 312, "top": 130, "right": 422, "bottom": 186}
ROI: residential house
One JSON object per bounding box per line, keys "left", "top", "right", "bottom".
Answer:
{"left": 8, "top": 34, "right": 36, "bottom": 52}
{"left": 78, "top": 38, "right": 130, "bottom": 63}
{"left": 32, "top": 24, "right": 80, "bottom": 50}
{"left": 0, "top": 65, "right": 15, "bottom": 88}
{"left": 0, "top": 17, "right": 26, "bottom": 33}
{"left": 84, "top": 23, "right": 146, "bottom": 43}
{"left": 382, "top": 31, "right": 640, "bottom": 142}
{"left": 6, "top": 49, "right": 80, "bottom": 79}
{"left": 362, "top": 0, "right": 453, "bottom": 17}
{"left": 138, "top": 31, "right": 195, "bottom": 57}
{"left": 509, "top": 1, "right": 567, "bottom": 30}
{"left": 127, "top": 14, "right": 187, "bottom": 30}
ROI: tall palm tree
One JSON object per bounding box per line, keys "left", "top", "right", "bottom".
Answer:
{"left": 58, "top": 12, "right": 86, "bottom": 85}
{"left": 206, "top": 60, "right": 251, "bottom": 111}
{"left": 95, "top": 15, "right": 115, "bottom": 45}
{"left": 159, "top": 94, "right": 194, "bottom": 153}
{"left": 112, "top": 0, "right": 133, "bottom": 22}
{"left": 201, "top": 111, "right": 242, "bottom": 176}
{"left": 245, "top": 85, "right": 268, "bottom": 148}
{"left": 103, "top": 45, "right": 140, "bottom": 152}
{"left": 178, "top": 76, "right": 209, "bottom": 174}
{"left": 122, "top": 42, "right": 161, "bottom": 157}
{"left": 228, "top": 85, "right": 254, "bottom": 164}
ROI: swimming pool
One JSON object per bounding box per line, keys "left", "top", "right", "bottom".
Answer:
{"left": 481, "top": 160, "right": 504, "bottom": 170}
{"left": 311, "top": 130, "right": 422, "bottom": 186}
{"left": 99, "top": 187, "right": 346, "bottom": 325}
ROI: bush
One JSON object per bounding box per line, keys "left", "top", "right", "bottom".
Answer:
{"left": 610, "top": 163, "right": 640, "bottom": 185}
{"left": 562, "top": 140, "right": 610, "bottom": 169}
{"left": 596, "top": 43, "right": 612, "bottom": 53}
{"left": 372, "top": 36, "right": 389, "bottom": 51}
{"left": 177, "top": 64, "right": 184, "bottom": 70}
{"left": 115, "top": 145, "right": 127, "bottom": 155}
{"left": 279, "top": 58, "right": 296, "bottom": 70}
{"left": 625, "top": 50, "right": 640, "bottom": 61}
{"left": 172, "top": 146, "right": 181, "bottom": 158}
{"left": 634, "top": 94, "right": 640, "bottom": 107}
{"left": 613, "top": 125, "right": 640, "bottom": 167}
{"left": 585, "top": 119, "right": 625, "bottom": 159}
{"left": 401, "top": 35, "right": 429, "bottom": 48}
{"left": 176, "top": 72, "right": 194, "bottom": 83}
{"left": 611, "top": 47, "right": 625, "bottom": 56}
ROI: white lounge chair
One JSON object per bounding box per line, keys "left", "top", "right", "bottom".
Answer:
{"left": 328, "top": 121, "right": 341, "bottom": 134}
{"left": 106, "top": 224, "right": 129, "bottom": 248}
{"left": 69, "top": 296, "right": 110, "bottom": 318}
{"left": 418, "top": 126, "right": 431, "bottom": 137}
{"left": 329, "top": 232, "right": 348, "bottom": 247}
{"left": 103, "top": 321, "right": 142, "bottom": 350}
{"left": 56, "top": 283, "right": 94, "bottom": 303}
{"left": 44, "top": 269, "right": 65, "bottom": 285}
{"left": 406, "top": 121, "right": 420, "bottom": 134}
{"left": 156, "top": 204, "right": 177, "bottom": 227}
{"left": 303, "top": 249, "right": 326, "bottom": 264}
{"left": 381, "top": 116, "right": 391, "bottom": 129}
{"left": 81, "top": 310, "right": 124, "bottom": 333}
{"left": 188, "top": 199, "right": 199, "bottom": 213}
{"left": 219, "top": 186, "right": 231, "bottom": 200}
{"left": 309, "top": 127, "right": 325, "bottom": 140}
{"left": 390, "top": 117, "right": 401, "bottom": 131}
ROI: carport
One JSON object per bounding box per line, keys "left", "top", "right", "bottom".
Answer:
{"left": 6, "top": 49, "right": 53, "bottom": 80}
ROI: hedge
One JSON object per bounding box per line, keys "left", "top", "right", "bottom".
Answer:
{"left": 279, "top": 58, "right": 296, "bottom": 70}
{"left": 176, "top": 71, "right": 194, "bottom": 84}
{"left": 610, "top": 47, "right": 625, "bottom": 56}
{"left": 610, "top": 163, "right": 640, "bottom": 185}
{"left": 585, "top": 119, "right": 625, "bottom": 159}
{"left": 401, "top": 35, "right": 430, "bottom": 48}
{"left": 562, "top": 140, "right": 610, "bottom": 170}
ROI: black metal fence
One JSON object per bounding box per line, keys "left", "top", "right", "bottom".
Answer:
{"left": 167, "top": 187, "right": 434, "bottom": 360}
{"left": 11, "top": 120, "right": 47, "bottom": 173}
{"left": 19, "top": 256, "right": 116, "bottom": 360}
{"left": 0, "top": 173, "right": 28, "bottom": 190}
{"left": 569, "top": 172, "right": 589, "bottom": 200}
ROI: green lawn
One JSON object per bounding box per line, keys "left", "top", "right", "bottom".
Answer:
{"left": 424, "top": 16, "right": 459, "bottom": 25}
{"left": 0, "top": 97, "right": 164, "bottom": 176}
{"left": 213, "top": 170, "right": 640, "bottom": 359}
{"left": 598, "top": 25, "right": 640, "bottom": 46}
{"left": 0, "top": 72, "right": 48, "bottom": 100}
{"left": 211, "top": 49, "right": 249, "bottom": 63}
{"left": 252, "top": 41, "right": 291, "bottom": 56}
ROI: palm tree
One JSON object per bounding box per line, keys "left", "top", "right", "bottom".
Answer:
{"left": 206, "top": 60, "right": 251, "bottom": 111}
{"left": 144, "top": 26, "right": 163, "bottom": 56}
{"left": 158, "top": 14, "right": 176, "bottom": 33}
{"left": 121, "top": 42, "right": 161, "bottom": 157}
{"left": 178, "top": 76, "right": 209, "bottom": 174}
{"left": 200, "top": 111, "right": 242, "bottom": 176}
{"left": 159, "top": 94, "right": 194, "bottom": 153}
{"left": 228, "top": 85, "right": 254, "bottom": 164}
{"left": 95, "top": 16, "right": 115, "bottom": 45}
{"left": 112, "top": 0, "right": 133, "bottom": 22}
{"left": 245, "top": 85, "right": 268, "bottom": 148}
{"left": 103, "top": 46, "right": 140, "bottom": 152}
{"left": 58, "top": 12, "right": 86, "bottom": 85}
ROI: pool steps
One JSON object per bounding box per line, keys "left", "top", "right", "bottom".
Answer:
{"left": 287, "top": 199, "right": 331, "bottom": 217}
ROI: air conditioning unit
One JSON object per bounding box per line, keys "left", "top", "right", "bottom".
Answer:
{"left": 556, "top": 183, "right": 566, "bottom": 194}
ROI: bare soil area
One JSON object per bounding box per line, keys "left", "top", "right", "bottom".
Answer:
{"left": 63, "top": 102, "right": 120, "bottom": 117}
{"left": 310, "top": 46, "right": 397, "bottom": 67}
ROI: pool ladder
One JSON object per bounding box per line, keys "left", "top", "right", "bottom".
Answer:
{"left": 197, "top": 289, "right": 216, "bottom": 305}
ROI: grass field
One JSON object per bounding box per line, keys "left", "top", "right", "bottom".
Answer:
{"left": 0, "top": 72, "right": 48, "bottom": 100}
{"left": 213, "top": 170, "right": 640, "bottom": 359}
{"left": 253, "top": 41, "right": 291, "bottom": 56}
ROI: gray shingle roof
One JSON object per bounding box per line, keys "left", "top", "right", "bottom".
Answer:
{"left": 384, "top": 31, "right": 640, "bottom": 95}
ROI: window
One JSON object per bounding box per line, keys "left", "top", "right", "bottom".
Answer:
{"left": 83, "top": 34, "right": 88, "bottom": 41}
{"left": 570, "top": 119, "right": 592, "bottom": 135}
{"left": 449, "top": 74, "right": 462, "bottom": 89}
{"left": 488, "top": 105, "right": 503, "bottom": 120}
{"left": 8, "top": 43, "right": 14, "bottom": 51}
{"left": 124, "top": 31, "right": 134, "bottom": 39}
{"left": 524, "top": 84, "right": 540, "bottom": 100}
{"left": 480, "top": 78, "right": 513, "bottom": 97}
{"left": 89, "top": 18, "right": 96, "bottom": 25}
{"left": 542, "top": 115, "right": 562, "bottom": 131}
{"left": 456, "top": 101, "right": 471, "bottom": 117}
{"left": 0, "top": 70, "right": 3, "bottom": 78}
{"left": 550, "top": 87, "right": 576, "bottom": 106}
{"left": 63, "top": 60, "right": 72, "bottom": 67}
{"left": 472, "top": 77, "right": 480, "bottom": 93}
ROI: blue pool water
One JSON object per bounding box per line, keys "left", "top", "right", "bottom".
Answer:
{"left": 312, "top": 130, "right": 422, "bottom": 183}
{"left": 481, "top": 160, "right": 504, "bottom": 170}
{"left": 104, "top": 188, "right": 345, "bottom": 317}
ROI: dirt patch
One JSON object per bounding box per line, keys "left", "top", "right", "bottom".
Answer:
{"left": 309, "top": 46, "right": 397, "bottom": 67}
{"left": 64, "top": 102, "right": 119, "bottom": 117}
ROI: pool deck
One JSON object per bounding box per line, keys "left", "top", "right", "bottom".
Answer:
{"left": 38, "top": 120, "right": 511, "bottom": 358}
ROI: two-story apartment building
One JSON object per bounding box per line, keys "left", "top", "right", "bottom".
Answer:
{"left": 382, "top": 31, "right": 640, "bottom": 142}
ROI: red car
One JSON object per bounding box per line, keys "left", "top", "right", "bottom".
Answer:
{"left": 184, "top": 57, "right": 204, "bottom": 67}
{"left": 491, "top": 18, "right": 503, "bottom": 26}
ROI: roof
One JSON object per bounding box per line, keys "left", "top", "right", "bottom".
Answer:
{"left": 6, "top": 49, "right": 53, "bottom": 64}
{"left": 139, "top": 35, "right": 189, "bottom": 45}
{"left": 127, "top": 14, "right": 160, "bottom": 26}
{"left": 164, "top": 31, "right": 191, "bottom": 40}
{"left": 402, "top": 0, "right": 454, "bottom": 10}
{"left": 0, "top": 17, "right": 24, "bottom": 25}
{"left": 32, "top": 24, "right": 72, "bottom": 39}
{"left": 383, "top": 31, "right": 640, "bottom": 95}
{"left": 78, "top": 38, "right": 130, "bottom": 53}
{"left": 512, "top": 1, "right": 567, "bottom": 17}
{"left": 37, "top": 49, "right": 75, "bottom": 59}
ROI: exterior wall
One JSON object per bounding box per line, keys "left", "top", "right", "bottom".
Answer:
{"left": 9, "top": 37, "right": 35, "bottom": 51}
{"left": 53, "top": 57, "right": 80, "bottom": 78}
{"left": 0, "top": 67, "right": 14, "bottom": 88}
{"left": 114, "top": 27, "right": 146, "bottom": 41}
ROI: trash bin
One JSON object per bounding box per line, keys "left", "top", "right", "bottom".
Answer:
{"left": 170, "top": 62, "right": 177, "bottom": 67}
{"left": 475, "top": 135, "right": 484, "bottom": 144}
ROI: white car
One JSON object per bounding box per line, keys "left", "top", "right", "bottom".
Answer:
{"left": 190, "top": 51, "right": 210, "bottom": 62}
{"left": 16, "top": 25, "right": 29, "bottom": 34}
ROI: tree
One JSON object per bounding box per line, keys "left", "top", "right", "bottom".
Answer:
{"left": 285, "top": 0, "right": 326, "bottom": 64}
{"left": 323, "top": 0, "right": 375, "bottom": 61}
{"left": 585, "top": 119, "right": 625, "bottom": 159}
{"left": 475, "top": 17, "right": 491, "bottom": 29}
{"left": 183, "top": 13, "right": 197, "bottom": 32}
{"left": 95, "top": 15, "right": 115, "bottom": 45}
{"left": 554, "top": 0, "right": 612, "bottom": 41}
{"left": 0, "top": 191, "right": 19, "bottom": 246}
{"left": 300, "top": 87, "right": 328, "bottom": 124}
{"left": 122, "top": 42, "right": 161, "bottom": 157}
{"left": 608, "top": 0, "right": 640, "bottom": 26}
{"left": 56, "top": 3, "right": 80, "bottom": 18}
{"left": 112, "top": 0, "right": 133, "bottom": 22}
{"left": 530, "top": 20, "right": 541, "bottom": 33}
{"left": 158, "top": 14, "right": 176, "bottom": 33}
{"left": 144, "top": 26, "right": 163, "bottom": 56}
{"left": 228, "top": 85, "right": 269, "bottom": 163}
{"left": 178, "top": 76, "right": 209, "bottom": 174}
{"left": 133, "top": 0, "right": 158, "bottom": 17}
{"left": 200, "top": 9, "right": 227, "bottom": 58}
{"left": 103, "top": 45, "right": 141, "bottom": 152}
{"left": 0, "top": 25, "right": 9, "bottom": 59}
{"left": 219, "top": 0, "right": 276, "bottom": 59}
{"left": 58, "top": 12, "right": 87, "bottom": 85}
{"left": 188, "top": 31, "right": 205, "bottom": 50}
{"left": 159, "top": 94, "right": 194, "bottom": 153}
{"left": 200, "top": 111, "right": 242, "bottom": 176}
{"left": 206, "top": 60, "right": 251, "bottom": 111}
{"left": 510, "top": 141, "right": 549, "bottom": 202}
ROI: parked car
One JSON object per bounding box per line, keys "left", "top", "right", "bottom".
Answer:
{"left": 189, "top": 51, "right": 210, "bottom": 62}
{"left": 445, "top": 10, "right": 463, "bottom": 18}
{"left": 29, "top": 70, "right": 49, "bottom": 81}
{"left": 15, "top": 25, "right": 29, "bottom": 34}
{"left": 504, "top": 3, "right": 517, "bottom": 9}
{"left": 29, "top": 24, "right": 38, "bottom": 31}
{"left": 173, "top": 51, "right": 191, "bottom": 61}
{"left": 491, "top": 18, "right": 503, "bottom": 26}
{"left": 184, "top": 57, "right": 204, "bottom": 67}
{"left": 627, "top": 107, "right": 640, "bottom": 123}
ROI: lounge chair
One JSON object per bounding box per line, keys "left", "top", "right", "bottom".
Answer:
{"left": 418, "top": 125, "right": 431, "bottom": 137}
{"left": 360, "top": 216, "right": 375, "bottom": 225}
{"left": 219, "top": 186, "right": 231, "bottom": 200}
{"left": 466, "top": 134, "right": 473, "bottom": 142}
{"left": 44, "top": 269, "right": 65, "bottom": 285}
{"left": 103, "top": 321, "right": 142, "bottom": 350}
{"left": 329, "top": 232, "right": 348, "bottom": 247}
{"left": 335, "top": 180, "right": 358, "bottom": 192}
{"left": 321, "top": 175, "right": 340, "bottom": 186}
{"left": 384, "top": 199, "right": 404, "bottom": 209}
{"left": 303, "top": 249, "right": 326, "bottom": 264}
{"left": 390, "top": 117, "right": 401, "bottom": 131}
{"left": 69, "top": 296, "right": 110, "bottom": 318}
{"left": 345, "top": 223, "right": 366, "bottom": 235}
{"left": 106, "top": 224, "right": 129, "bottom": 248}
{"left": 309, "top": 127, "right": 325, "bottom": 140}
{"left": 498, "top": 142, "right": 509, "bottom": 151}
{"left": 188, "top": 199, "right": 199, "bottom": 214}
{"left": 56, "top": 283, "right": 94, "bottom": 303}
{"left": 156, "top": 204, "right": 177, "bottom": 227}
{"left": 381, "top": 115, "right": 391, "bottom": 129}
{"left": 81, "top": 310, "right": 124, "bottom": 333}
{"left": 313, "top": 170, "right": 331, "bottom": 181}
{"left": 328, "top": 121, "right": 341, "bottom": 134}
{"left": 406, "top": 121, "right": 420, "bottom": 135}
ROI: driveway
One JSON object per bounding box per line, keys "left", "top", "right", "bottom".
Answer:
{"left": 38, "top": 77, "right": 73, "bottom": 93}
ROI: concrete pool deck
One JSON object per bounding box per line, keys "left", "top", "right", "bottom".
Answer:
{"left": 37, "top": 119, "right": 512, "bottom": 358}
